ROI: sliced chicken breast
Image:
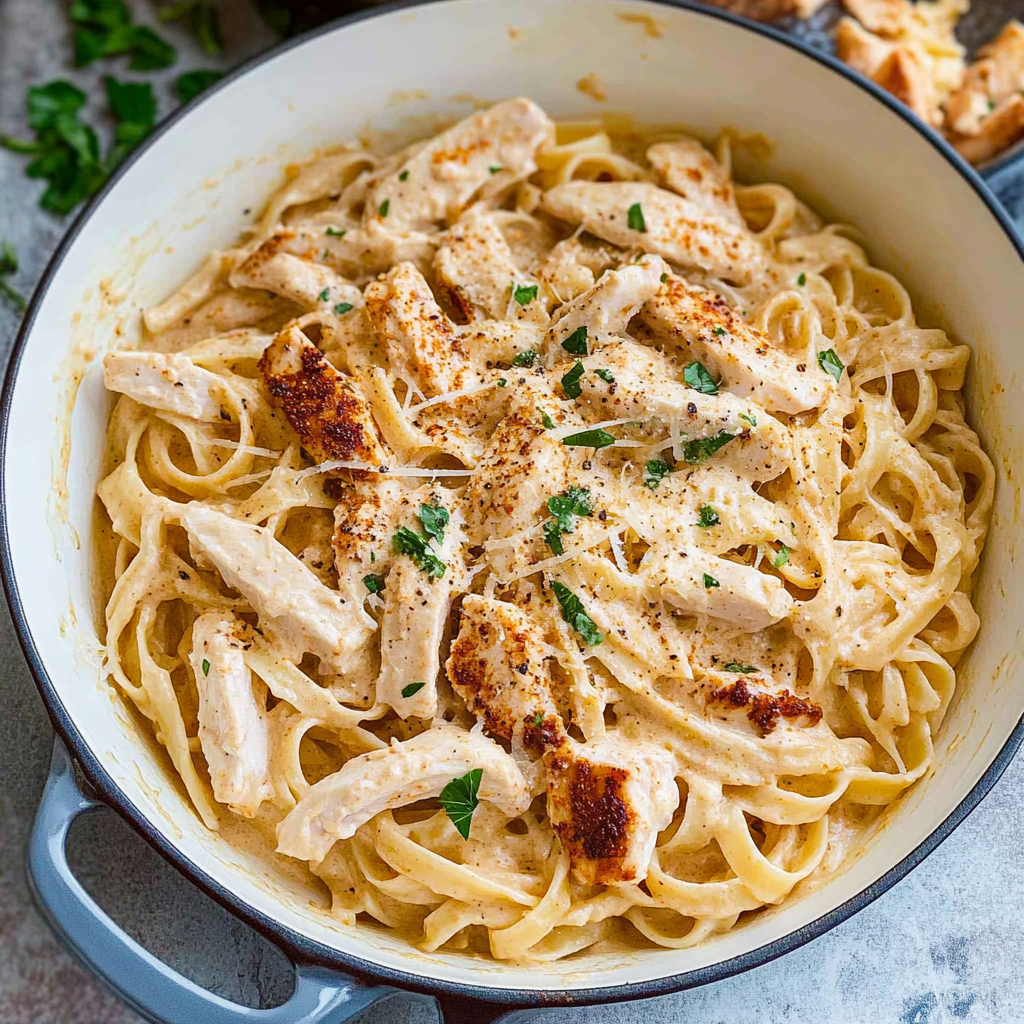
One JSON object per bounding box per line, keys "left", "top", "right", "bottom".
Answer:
{"left": 647, "top": 138, "right": 743, "bottom": 224}
{"left": 546, "top": 734, "right": 679, "bottom": 884}
{"left": 539, "top": 181, "right": 764, "bottom": 284}
{"left": 180, "top": 504, "right": 375, "bottom": 674}
{"left": 259, "top": 325, "right": 389, "bottom": 466}
{"left": 103, "top": 352, "right": 232, "bottom": 423}
{"left": 190, "top": 610, "right": 271, "bottom": 818}
{"left": 276, "top": 726, "right": 531, "bottom": 863}
{"left": 642, "top": 278, "right": 833, "bottom": 414}
{"left": 446, "top": 595, "right": 564, "bottom": 752}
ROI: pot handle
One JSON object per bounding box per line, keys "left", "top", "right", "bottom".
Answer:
{"left": 27, "top": 736, "right": 409, "bottom": 1024}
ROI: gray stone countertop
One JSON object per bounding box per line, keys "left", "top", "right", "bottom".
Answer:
{"left": 2, "top": 1, "right": 1024, "bottom": 1021}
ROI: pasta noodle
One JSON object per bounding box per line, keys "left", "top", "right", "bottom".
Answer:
{"left": 94, "top": 98, "right": 994, "bottom": 963}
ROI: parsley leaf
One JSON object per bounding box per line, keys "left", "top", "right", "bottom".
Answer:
{"left": 362, "top": 574, "right": 385, "bottom": 594}
{"left": 544, "top": 487, "right": 593, "bottom": 553}
{"left": 540, "top": 409, "right": 555, "bottom": 430}
{"left": 550, "top": 580, "right": 603, "bottom": 646}
{"left": 532, "top": 711, "right": 544, "bottom": 727}
{"left": 378, "top": 198, "right": 390, "bottom": 217}
{"left": 159, "top": 1, "right": 223, "bottom": 56}
{"left": 724, "top": 662, "right": 758, "bottom": 673}
{"left": 439, "top": 769, "right": 482, "bottom": 839}
{"left": 71, "top": 0, "right": 176, "bottom": 70}
{"left": 488, "top": 165, "right": 504, "bottom": 174}
{"left": 401, "top": 681, "right": 425, "bottom": 698}
{"left": 683, "top": 361, "right": 719, "bottom": 395}
{"left": 392, "top": 526, "right": 446, "bottom": 579}
{"left": 497, "top": 378, "right": 507, "bottom": 387}
{"left": 643, "top": 458, "right": 670, "bottom": 489}
{"left": 561, "top": 325, "right": 588, "bottom": 356}
{"left": 771, "top": 544, "right": 790, "bottom": 568}
{"left": 560, "top": 360, "right": 585, "bottom": 399}
{"left": 176, "top": 69, "right": 223, "bottom": 104}
{"left": 682, "top": 431, "right": 735, "bottom": 463}
{"left": 660, "top": 272, "right": 668, "bottom": 283}
{"left": 697, "top": 504, "right": 720, "bottom": 528}
{"left": 739, "top": 412, "right": 757, "bottom": 427}
{"left": 0, "top": 243, "right": 27, "bottom": 314}
{"left": 201, "top": 658, "right": 210, "bottom": 676}
{"left": 542, "top": 519, "right": 565, "bottom": 556}
{"left": 713, "top": 326, "right": 727, "bottom": 337}
{"left": 398, "top": 169, "right": 410, "bottom": 181}
{"left": 797, "top": 272, "right": 806, "bottom": 286}
{"left": 511, "top": 349, "right": 537, "bottom": 368}
{"left": 562, "top": 428, "right": 615, "bottom": 450}
{"left": 318, "top": 287, "right": 330, "bottom": 302}
{"left": 334, "top": 302, "right": 354, "bottom": 316}
{"left": 627, "top": 202, "right": 646, "bottom": 232}
{"left": 514, "top": 283, "right": 538, "bottom": 305}
{"left": 104, "top": 76, "right": 156, "bottom": 168}
{"left": 595, "top": 368, "right": 615, "bottom": 383}
{"left": 325, "top": 226, "right": 346, "bottom": 238}
{"left": 703, "top": 573, "right": 720, "bottom": 589}
{"left": 418, "top": 502, "right": 449, "bottom": 544}
{"left": 817, "top": 348, "right": 844, "bottom": 383}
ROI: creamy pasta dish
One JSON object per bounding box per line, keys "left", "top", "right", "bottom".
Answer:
{"left": 96, "top": 99, "right": 994, "bottom": 961}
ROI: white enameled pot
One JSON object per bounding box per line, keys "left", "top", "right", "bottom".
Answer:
{"left": 5, "top": 2, "right": 1024, "bottom": 1021}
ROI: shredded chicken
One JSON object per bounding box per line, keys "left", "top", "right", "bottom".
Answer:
{"left": 103, "top": 352, "right": 232, "bottom": 422}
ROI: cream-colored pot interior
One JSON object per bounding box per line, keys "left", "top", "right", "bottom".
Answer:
{"left": 7, "top": 0, "right": 1023, "bottom": 994}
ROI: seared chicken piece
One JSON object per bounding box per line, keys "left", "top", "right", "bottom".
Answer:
{"left": 951, "top": 95, "right": 1024, "bottom": 164}
{"left": 946, "top": 21, "right": 1024, "bottom": 136}
{"left": 642, "top": 279, "right": 832, "bottom": 415}
{"left": 642, "top": 546, "right": 794, "bottom": 630}
{"left": 103, "top": 352, "right": 232, "bottom": 423}
{"left": 276, "top": 726, "right": 531, "bottom": 863}
{"left": 259, "top": 325, "right": 389, "bottom": 466}
{"left": 180, "top": 504, "right": 374, "bottom": 674}
{"left": 446, "top": 595, "right": 565, "bottom": 752}
{"left": 539, "top": 181, "right": 764, "bottom": 284}
{"left": 545, "top": 734, "right": 679, "bottom": 884}
{"left": 545, "top": 255, "right": 669, "bottom": 353}
{"left": 332, "top": 475, "right": 406, "bottom": 589}
{"left": 364, "top": 98, "right": 554, "bottom": 234}
{"left": 647, "top": 138, "right": 743, "bottom": 224}
{"left": 190, "top": 611, "right": 271, "bottom": 818}
{"left": 364, "top": 262, "right": 470, "bottom": 397}
{"left": 230, "top": 234, "right": 363, "bottom": 312}
{"left": 376, "top": 491, "right": 465, "bottom": 719}
{"left": 434, "top": 208, "right": 546, "bottom": 324}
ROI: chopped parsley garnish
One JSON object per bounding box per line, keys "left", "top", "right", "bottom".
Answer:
{"left": 325, "top": 226, "right": 346, "bottom": 237}
{"left": 439, "top": 768, "right": 482, "bottom": 839}
{"left": 362, "top": 573, "right": 385, "bottom": 594}
{"left": 724, "top": 662, "right": 758, "bottom": 673}
{"left": 560, "top": 361, "right": 586, "bottom": 399}
{"left": 532, "top": 711, "right": 544, "bottom": 727}
{"left": 550, "top": 580, "right": 603, "bottom": 646}
{"left": 594, "top": 368, "right": 615, "bottom": 383}
{"left": 71, "top": 0, "right": 176, "bottom": 70}
{"left": 562, "top": 428, "right": 616, "bottom": 450}
{"left": 201, "top": 658, "right": 210, "bottom": 676}
{"left": 627, "top": 202, "right": 646, "bottom": 232}
{"left": 398, "top": 169, "right": 410, "bottom": 181}
{"left": 713, "top": 326, "right": 727, "bottom": 337}
{"left": 514, "top": 283, "right": 538, "bottom": 305}
{"left": 683, "top": 431, "right": 735, "bottom": 463}
{"left": 562, "top": 325, "right": 588, "bottom": 356}
{"left": 643, "top": 458, "right": 670, "bottom": 490}
{"left": 393, "top": 526, "right": 446, "bottom": 579}
{"left": 370, "top": 551, "right": 376, "bottom": 563}
{"left": 739, "top": 412, "right": 757, "bottom": 427}
{"left": 771, "top": 544, "right": 790, "bottom": 568}
{"left": 497, "top": 378, "right": 507, "bottom": 387}
{"left": 697, "top": 504, "right": 720, "bottom": 528}
{"left": 543, "top": 487, "right": 593, "bottom": 554}
{"left": 318, "top": 287, "right": 330, "bottom": 302}
{"left": 334, "top": 302, "right": 353, "bottom": 315}
{"left": 104, "top": 76, "right": 157, "bottom": 168}
{"left": 703, "top": 573, "right": 720, "bottom": 589}
{"left": 378, "top": 198, "right": 390, "bottom": 217}
{"left": 797, "top": 272, "right": 806, "bottom": 286}
{"left": 660, "top": 272, "right": 668, "bottom": 283}
{"left": 418, "top": 502, "right": 449, "bottom": 544}
{"left": 540, "top": 409, "right": 555, "bottom": 430}
{"left": 489, "top": 165, "right": 504, "bottom": 174}
{"left": 175, "top": 69, "right": 223, "bottom": 105}
{"left": 683, "top": 361, "right": 719, "bottom": 395}
{"left": 817, "top": 348, "right": 844, "bottom": 383}
{"left": 0, "top": 243, "right": 27, "bottom": 314}
{"left": 159, "top": 0, "right": 222, "bottom": 55}
{"left": 401, "top": 681, "right": 425, "bottom": 698}
{"left": 511, "top": 349, "right": 537, "bottom": 368}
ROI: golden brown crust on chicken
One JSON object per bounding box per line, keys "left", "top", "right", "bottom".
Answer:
{"left": 259, "top": 325, "right": 388, "bottom": 465}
